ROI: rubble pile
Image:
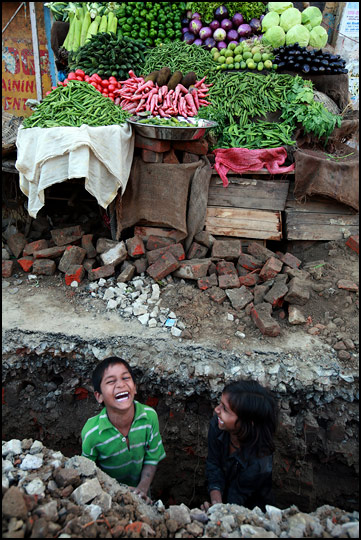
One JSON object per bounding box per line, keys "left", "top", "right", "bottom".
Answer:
{"left": 2, "top": 439, "right": 359, "bottom": 539}
{"left": 2, "top": 224, "right": 359, "bottom": 340}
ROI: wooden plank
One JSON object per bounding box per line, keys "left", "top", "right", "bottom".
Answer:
{"left": 286, "top": 224, "right": 359, "bottom": 241}
{"left": 211, "top": 168, "right": 294, "bottom": 176}
{"left": 134, "top": 225, "right": 184, "bottom": 242}
{"left": 285, "top": 209, "right": 359, "bottom": 241}
{"left": 286, "top": 181, "right": 357, "bottom": 215}
{"left": 285, "top": 212, "right": 359, "bottom": 226}
{"left": 205, "top": 207, "right": 282, "bottom": 240}
{"left": 208, "top": 177, "right": 289, "bottom": 211}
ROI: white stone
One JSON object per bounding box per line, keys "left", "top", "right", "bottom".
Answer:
{"left": 98, "top": 278, "right": 106, "bottom": 286}
{"left": 20, "top": 453, "right": 43, "bottom": 470}
{"left": 177, "top": 321, "right": 186, "bottom": 330}
{"left": 132, "top": 279, "right": 144, "bottom": 290}
{"left": 227, "top": 313, "right": 234, "bottom": 321}
{"left": 100, "top": 241, "right": 127, "bottom": 266}
{"left": 150, "top": 306, "right": 159, "bottom": 318}
{"left": 116, "top": 282, "right": 127, "bottom": 293}
{"left": 138, "top": 313, "right": 150, "bottom": 325}
{"left": 169, "top": 311, "right": 177, "bottom": 319}
{"left": 2, "top": 459, "right": 14, "bottom": 473}
{"left": 88, "top": 282, "right": 98, "bottom": 291}
{"left": 71, "top": 478, "right": 104, "bottom": 505}
{"left": 235, "top": 331, "right": 246, "bottom": 339}
{"left": 171, "top": 327, "right": 182, "bottom": 337}
{"left": 28, "top": 274, "right": 37, "bottom": 280}
{"left": 2, "top": 475, "right": 9, "bottom": 491}
{"left": 70, "top": 281, "right": 78, "bottom": 288}
{"left": 85, "top": 504, "right": 102, "bottom": 521}
{"left": 123, "top": 306, "right": 133, "bottom": 315}
{"left": 148, "top": 318, "right": 157, "bottom": 328}
{"left": 103, "top": 288, "right": 116, "bottom": 300}
{"left": 130, "top": 291, "right": 140, "bottom": 300}
{"left": 288, "top": 306, "right": 306, "bottom": 325}
{"left": 133, "top": 304, "right": 148, "bottom": 316}
{"left": 25, "top": 478, "right": 45, "bottom": 496}
{"left": 107, "top": 299, "right": 118, "bottom": 310}
{"left": 266, "top": 505, "right": 282, "bottom": 523}
{"left": 2, "top": 439, "right": 22, "bottom": 457}
{"left": 29, "top": 440, "right": 43, "bottom": 454}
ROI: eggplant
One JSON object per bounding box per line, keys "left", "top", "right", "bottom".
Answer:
{"left": 321, "top": 59, "right": 329, "bottom": 66}
{"left": 237, "top": 23, "right": 252, "bottom": 37}
{"left": 227, "top": 29, "right": 239, "bottom": 42}
{"left": 220, "top": 18, "right": 233, "bottom": 31}
{"left": 191, "top": 12, "right": 202, "bottom": 19}
{"left": 203, "top": 37, "right": 217, "bottom": 50}
{"left": 329, "top": 54, "right": 340, "bottom": 61}
{"left": 249, "top": 18, "right": 261, "bottom": 34}
{"left": 312, "top": 58, "right": 321, "bottom": 65}
{"left": 183, "top": 32, "right": 195, "bottom": 45}
{"left": 214, "top": 5, "right": 228, "bottom": 20}
{"left": 302, "top": 64, "right": 311, "bottom": 73}
{"left": 296, "top": 55, "right": 304, "bottom": 62}
{"left": 193, "top": 38, "right": 203, "bottom": 46}
{"left": 293, "top": 63, "right": 300, "bottom": 70}
{"left": 318, "top": 66, "right": 326, "bottom": 72}
{"left": 217, "top": 41, "right": 227, "bottom": 50}
{"left": 209, "top": 20, "right": 220, "bottom": 32}
{"left": 181, "top": 17, "right": 189, "bottom": 27}
{"left": 189, "top": 18, "right": 203, "bottom": 35}
{"left": 232, "top": 13, "right": 244, "bottom": 27}
{"left": 341, "top": 68, "right": 348, "bottom": 73}
{"left": 277, "top": 61, "right": 286, "bottom": 69}
{"left": 199, "top": 26, "right": 212, "bottom": 40}
{"left": 213, "top": 28, "right": 227, "bottom": 41}
{"left": 311, "top": 66, "right": 319, "bottom": 73}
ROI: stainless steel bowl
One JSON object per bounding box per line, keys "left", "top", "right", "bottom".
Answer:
{"left": 126, "top": 117, "right": 218, "bottom": 140}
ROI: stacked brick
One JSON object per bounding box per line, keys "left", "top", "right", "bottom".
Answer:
{"left": 135, "top": 134, "right": 209, "bottom": 164}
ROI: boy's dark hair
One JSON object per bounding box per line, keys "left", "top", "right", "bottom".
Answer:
{"left": 92, "top": 357, "right": 135, "bottom": 394}
{"left": 223, "top": 379, "right": 278, "bottom": 457}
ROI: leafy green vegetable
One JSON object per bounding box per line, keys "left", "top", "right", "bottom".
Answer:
{"left": 279, "top": 7, "right": 302, "bottom": 32}
{"left": 309, "top": 25, "right": 328, "bottom": 49}
{"left": 301, "top": 6, "right": 322, "bottom": 28}
{"left": 286, "top": 24, "right": 310, "bottom": 47}
{"left": 267, "top": 2, "right": 294, "bottom": 15}
{"left": 262, "top": 12, "right": 280, "bottom": 33}
{"left": 263, "top": 26, "right": 286, "bottom": 48}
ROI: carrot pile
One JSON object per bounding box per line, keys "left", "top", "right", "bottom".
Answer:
{"left": 113, "top": 70, "right": 212, "bottom": 117}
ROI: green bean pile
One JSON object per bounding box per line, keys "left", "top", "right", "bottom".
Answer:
{"left": 141, "top": 41, "right": 218, "bottom": 80}
{"left": 197, "top": 71, "right": 309, "bottom": 149}
{"left": 22, "top": 81, "right": 131, "bottom": 129}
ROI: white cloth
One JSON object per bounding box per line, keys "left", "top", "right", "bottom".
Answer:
{"left": 15, "top": 123, "right": 134, "bottom": 218}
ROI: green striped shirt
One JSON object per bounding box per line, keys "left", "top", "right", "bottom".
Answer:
{"left": 81, "top": 401, "right": 166, "bottom": 487}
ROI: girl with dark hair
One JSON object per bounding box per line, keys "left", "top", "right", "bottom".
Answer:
{"left": 202, "top": 379, "right": 278, "bottom": 512}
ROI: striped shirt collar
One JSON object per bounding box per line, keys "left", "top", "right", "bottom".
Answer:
{"left": 98, "top": 400, "right": 144, "bottom": 434}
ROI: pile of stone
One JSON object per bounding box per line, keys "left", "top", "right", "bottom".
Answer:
{"left": 3, "top": 227, "right": 359, "bottom": 338}
{"left": 2, "top": 439, "right": 359, "bottom": 539}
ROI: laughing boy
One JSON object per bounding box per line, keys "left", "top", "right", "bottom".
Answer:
{"left": 81, "top": 356, "right": 166, "bottom": 502}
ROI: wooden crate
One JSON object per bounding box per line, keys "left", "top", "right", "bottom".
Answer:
{"left": 205, "top": 170, "right": 291, "bottom": 240}
{"left": 284, "top": 185, "right": 359, "bottom": 241}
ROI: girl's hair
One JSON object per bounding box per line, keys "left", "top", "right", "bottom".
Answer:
{"left": 223, "top": 379, "right": 278, "bottom": 457}
{"left": 92, "top": 357, "right": 135, "bottom": 394}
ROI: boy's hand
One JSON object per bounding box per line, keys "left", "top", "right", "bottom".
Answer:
{"left": 201, "top": 501, "right": 212, "bottom": 511}
{"left": 129, "top": 486, "right": 152, "bottom": 504}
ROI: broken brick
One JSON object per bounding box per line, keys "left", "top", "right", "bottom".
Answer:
{"left": 133, "top": 257, "right": 148, "bottom": 275}
{"left": 187, "top": 242, "right": 209, "bottom": 260}
{"left": 182, "top": 152, "right": 199, "bottom": 164}
{"left": 264, "top": 281, "right": 289, "bottom": 308}
{"left": 194, "top": 231, "right": 215, "bottom": 249}
{"left": 207, "top": 287, "right": 227, "bottom": 304}
{"left": 126, "top": 236, "right": 145, "bottom": 258}
{"left": 88, "top": 264, "right": 115, "bottom": 281}
{"left": 216, "top": 260, "right": 238, "bottom": 276}
{"left": 96, "top": 238, "right": 119, "bottom": 254}
{"left": 337, "top": 280, "right": 358, "bottom": 292}
{"left": 18, "top": 257, "right": 34, "bottom": 273}
{"left": 173, "top": 259, "right": 211, "bottom": 280}
{"left": 197, "top": 274, "right": 218, "bottom": 290}
{"left": 51, "top": 225, "right": 83, "bottom": 246}
{"left": 259, "top": 257, "right": 283, "bottom": 281}
{"left": 23, "top": 239, "right": 48, "bottom": 256}
{"left": 163, "top": 148, "right": 180, "bottom": 164}
{"left": 58, "top": 246, "right": 87, "bottom": 273}
{"left": 7, "top": 233, "right": 27, "bottom": 258}
{"left": 237, "top": 253, "right": 263, "bottom": 272}
{"left": 212, "top": 239, "right": 242, "bottom": 260}
{"left": 147, "top": 243, "right": 185, "bottom": 265}
{"left": 81, "top": 234, "right": 97, "bottom": 259}
{"left": 83, "top": 259, "right": 96, "bottom": 273}
{"left": 147, "top": 235, "right": 175, "bottom": 251}
{"left": 135, "top": 134, "right": 171, "bottom": 153}
{"left": 254, "top": 284, "right": 271, "bottom": 305}
{"left": 33, "top": 246, "right": 67, "bottom": 259}
{"left": 65, "top": 265, "right": 85, "bottom": 285}
{"left": 346, "top": 235, "right": 359, "bottom": 255}
{"left": 278, "top": 252, "right": 302, "bottom": 269}
{"left": 226, "top": 286, "right": 254, "bottom": 310}
{"left": 250, "top": 303, "right": 281, "bottom": 337}
{"left": 172, "top": 139, "right": 208, "bottom": 155}
{"left": 2, "top": 260, "right": 14, "bottom": 278}
{"left": 284, "top": 277, "right": 310, "bottom": 305}
{"left": 247, "top": 242, "right": 277, "bottom": 263}
{"left": 32, "top": 259, "right": 56, "bottom": 276}
{"left": 218, "top": 273, "right": 240, "bottom": 289}
{"left": 100, "top": 241, "right": 127, "bottom": 267}
{"left": 141, "top": 149, "right": 163, "bottom": 163}
{"left": 239, "top": 273, "right": 260, "bottom": 287}
{"left": 147, "top": 251, "right": 180, "bottom": 281}
{"left": 117, "top": 264, "right": 136, "bottom": 283}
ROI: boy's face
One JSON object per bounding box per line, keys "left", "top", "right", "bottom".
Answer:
{"left": 94, "top": 363, "right": 136, "bottom": 412}
{"left": 214, "top": 392, "right": 239, "bottom": 432}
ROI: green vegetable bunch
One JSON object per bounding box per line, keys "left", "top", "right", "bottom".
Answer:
{"left": 68, "top": 33, "right": 147, "bottom": 80}
{"left": 116, "top": 1, "right": 187, "bottom": 48}
{"left": 22, "top": 80, "right": 130, "bottom": 129}
{"left": 186, "top": 2, "right": 266, "bottom": 23}
{"left": 45, "top": 2, "right": 122, "bottom": 22}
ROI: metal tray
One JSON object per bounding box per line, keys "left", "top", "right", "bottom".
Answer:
{"left": 127, "top": 117, "right": 218, "bottom": 140}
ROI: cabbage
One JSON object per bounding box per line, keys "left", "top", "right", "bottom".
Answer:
{"left": 309, "top": 25, "right": 328, "bottom": 49}
{"left": 286, "top": 24, "right": 310, "bottom": 47}
{"left": 304, "top": 23, "right": 313, "bottom": 32}
{"left": 261, "top": 11, "right": 280, "bottom": 33}
{"left": 301, "top": 6, "right": 323, "bottom": 28}
{"left": 280, "top": 7, "right": 302, "bottom": 32}
{"left": 267, "top": 2, "right": 293, "bottom": 14}
{"left": 263, "top": 26, "right": 286, "bottom": 48}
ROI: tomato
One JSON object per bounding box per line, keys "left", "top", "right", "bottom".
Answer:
{"left": 45, "top": 90, "right": 52, "bottom": 95}
{"left": 102, "top": 92, "right": 109, "bottom": 97}
{"left": 102, "top": 88, "right": 109, "bottom": 94}
{"left": 92, "top": 73, "right": 102, "bottom": 83}
{"left": 75, "top": 69, "right": 85, "bottom": 77}
{"left": 117, "top": 82, "right": 122, "bottom": 89}
{"left": 108, "top": 97, "right": 115, "bottom": 102}
{"left": 109, "top": 76, "right": 117, "bottom": 84}
{"left": 84, "top": 75, "right": 90, "bottom": 82}
{"left": 90, "top": 82, "right": 98, "bottom": 89}
{"left": 108, "top": 93, "right": 115, "bottom": 99}
{"left": 76, "top": 76, "right": 83, "bottom": 81}
{"left": 67, "top": 72, "right": 77, "bottom": 81}
{"left": 63, "top": 78, "right": 69, "bottom": 85}
{"left": 101, "top": 79, "right": 109, "bottom": 87}
{"left": 108, "top": 84, "right": 116, "bottom": 92}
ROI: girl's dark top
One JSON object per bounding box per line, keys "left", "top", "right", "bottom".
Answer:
{"left": 206, "top": 415, "right": 274, "bottom": 512}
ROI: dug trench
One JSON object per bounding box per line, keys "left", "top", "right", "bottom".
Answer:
{"left": 2, "top": 329, "right": 359, "bottom": 514}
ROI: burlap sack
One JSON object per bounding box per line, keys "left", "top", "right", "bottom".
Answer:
{"left": 118, "top": 155, "right": 212, "bottom": 249}
{"left": 294, "top": 144, "right": 359, "bottom": 212}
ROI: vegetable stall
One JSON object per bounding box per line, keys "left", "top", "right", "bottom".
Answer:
{"left": 15, "top": 1, "right": 359, "bottom": 248}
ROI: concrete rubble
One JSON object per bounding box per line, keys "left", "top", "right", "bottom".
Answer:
{"left": 2, "top": 439, "right": 359, "bottom": 539}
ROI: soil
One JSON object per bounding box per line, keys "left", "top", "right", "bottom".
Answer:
{"left": 2, "top": 237, "right": 359, "bottom": 366}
